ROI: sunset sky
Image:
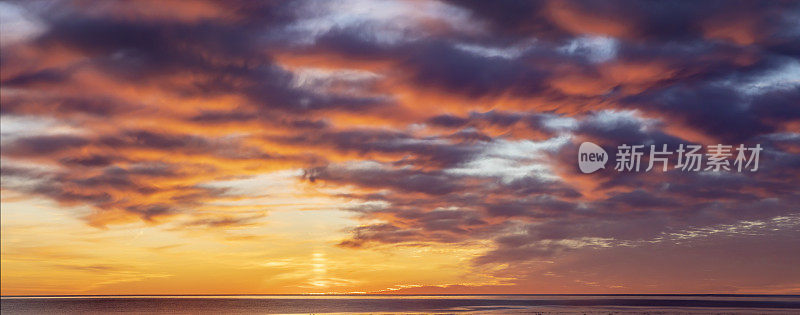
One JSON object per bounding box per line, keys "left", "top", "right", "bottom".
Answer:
{"left": 1, "top": 0, "right": 799, "bottom": 295}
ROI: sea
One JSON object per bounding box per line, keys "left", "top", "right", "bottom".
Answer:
{"left": 2, "top": 294, "right": 799, "bottom": 314}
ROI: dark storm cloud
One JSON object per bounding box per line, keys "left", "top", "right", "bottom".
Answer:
{"left": 427, "top": 110, "right": 564, "bottom": 142}
{"left": 271, "top": 0, "right": 798, "bottom": 141}
{"left": 280, "top": 128, "right": 483, "bottom": 168}
{"left": 305, "top": 159, "right": 587, "bottom": 248}
{"left": 444, "top": 0, "right": 565, "bottom": 40}
{"left": 1, "top": 67, "right": 72, "bottom": 87}
{"left": 283, "top": 28, "right": 578, "bottom": 99}
{"left": 4, "top": 135, "right": 90, "bottom": 156}
{"left": 620, "top": 83, "right": 777, "bottom": 143}
{"left": 750, "top": 85, "right": 800, "bottom": 123}
{"left": 605, "top": 189, "right": 681, "bottom": 209}
{"left": 485, "top": 196, "right": 577, "bottom": 218}
{"left": 15, "top": 163, "right": 232, "bottom": 226}
{"left": 428, "top": 111, "right": 554, "bottom": 130}
{"left": 450, "top": 0, "right": 800, "bottom": 45}
{"left": 7, "top": 6, "right": 392, "bottom": 116}
{"left": 305, "top": 165, "right": 468, "bottom": 196}
{"left": 0, "top": 96, "right": 140, "bottom": 118}
{"left": 574, "top": 111, "right": 682, "bottom": 147}
{"left": 189, "top": 111, "right": 258, "bottom": 123}
{"left": 404, "top": 42, "right": 550, "bottom": 97}
{"left": 0, "top": 129, "right": 267, "bottom": 225}
{"left": 501, "top": 176, "right": 581, "bottom": 198}
{"left": 97, "top": 130, "right": 277, "bottom": 160}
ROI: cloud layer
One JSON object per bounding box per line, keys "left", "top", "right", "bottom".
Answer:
{"left": 2, "top": 0, "right": 799, "bottom": 293}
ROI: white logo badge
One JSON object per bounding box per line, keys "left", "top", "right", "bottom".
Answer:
{"left": 578, "top": 142, "right": 608, "bottom": 174}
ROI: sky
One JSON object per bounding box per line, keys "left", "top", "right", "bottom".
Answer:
{"left": 1, "top": 0, "right": 799, "bottom": 295}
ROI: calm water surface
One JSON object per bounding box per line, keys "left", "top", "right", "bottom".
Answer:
{"left": 2, "top": 295, "right": 799, "bottom": 314}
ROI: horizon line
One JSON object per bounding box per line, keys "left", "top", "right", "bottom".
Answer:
{"left": 3, "top": 293, "right": 800, "bottom": 298}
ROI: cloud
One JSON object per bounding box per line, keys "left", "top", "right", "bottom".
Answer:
{"left": 1, "top": 0, "right": 798, "bottom": 293}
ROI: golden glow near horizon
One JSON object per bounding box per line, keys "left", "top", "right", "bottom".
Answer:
{"left": 1, "top": 171, "right": 501, "bottom": 295}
